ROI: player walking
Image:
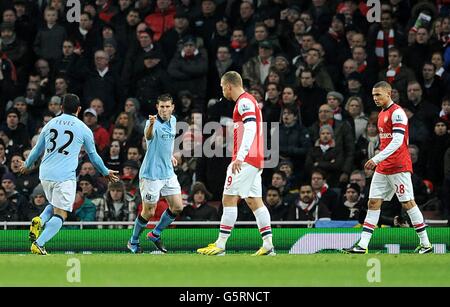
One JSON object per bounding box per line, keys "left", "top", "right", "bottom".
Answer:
{"left": 343, "top": 81, "right": 432, "bottom": 254}
{"left": 197, "top": 71, "right": 275, "bottom": 256}
{"left": 21, "top": 94, "right": 119, "bottom": 255}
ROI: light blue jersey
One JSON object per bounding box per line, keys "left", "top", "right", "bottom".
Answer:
{"left": 139, "top": 115, "right": 176, "bottom": 180}
{"left": 25, "top": 113, "right": 109, "bottom": 182}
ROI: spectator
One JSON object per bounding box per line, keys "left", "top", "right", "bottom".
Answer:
{"left": 167, "top": 35, "right": 208, "bottom": 108}
{"left": 332, "top": 182, "right": 364, "bottom": 220}
{"left": 100, "top": 180, "right": 136, "bottom": 227}
{"left": 309, "top": 104, "right": 355, "bottom": 183}
{"left": 124, "top": 98, "right": 145, "bottom": 131}
{"left": 207, "top": 16, "right": 231, "bottom": 62}
{"left": 103, "top": 37, "right": 124, "bottom": 76}
{"left": 440, "top": 96, "right": 450, "bottom": 128}
{"left": 113, "top": 111, "right": 141, "bottom": 147}
{"left": 78, "top": 174, "right": 104, "bottom": 221}
{"left": 300, "top": 47, "right": 334, "bottom": 92}
{"left": 264, "top": 186, "right": 288, "bottom": 222}
{"left": 102, "top": 140, "right": 124, "bottom": 173}
{"left": 9, "top": 152, "right": 39, "bottom": 198}
{"left": 1, "top": 172, "right": 28, "bottom": 221}
{"left": 33, "top": 6, "right": 67, "bottom": 62}
{"left": 286, "top": 182, "right": 331, "bottom": 222}
{"left": 424, "top": 120, "right": 450, "bottom": 190}
{"left": 47, "top": 96, "right": 62, "bottom": 117}
{"left": 229, "top": 27, "right": 250, "bottom": 69}
{"left": 160, "top": 11, "right": 195, "bottom": 63}
{"left": 354, "top": 120, "right": 379, "bottom": 169}
{"left": 310, "top": 169, "right": 339, "bottom": 215}
{"left": 420, "top": 62, "right": 446, "bottom": 109}
{"left": 367, "top": 10, "right": 406, "bottom": 68}
{"left": 69, "top": 11, "right": 100, "bottom": 63}
{"left": 0, "top": 21, "right": 29, "bottom": 85}
{"left": 180, "top": 182, "right": 218, "bottom": 221}
{"left": 78, "top": 161, "right": 108, "bottom": 195}
{"left": 296, "top": 68, "right": 327, "bottom": 128}
{"left": 0, "top": 186, "right": 18, "bottom": 222}
{"left": 132, "top": 49, "right": 171, "bottom": 116}
{"left": 12, "top": 96, "right": 37, "bottom": 136}
{"left": 378, "top": 47, "right": 415, "bottom": 103}
{"left": 345, "top": 96, "right": 368, "bottom": 142}
{"left": 279, "top": 105, "right": 312, "bottom": 173}
{"left": 305, "top": 124, "right": 344, "bottom": 188}
{"left": 1, "top": 108, "right": 30, "bottom": 150}
{"left": 405, "top": 81, "right": 439, "bottom": 134}
{"left": 326, "top": 91, "right": 347, "bottom": 121}
{"left": 402, "top": 103, "right": 430, "bottom": 150}
{"left": 242, "top": 40, "right": 275, "bottom": 88}
{"left": 207, "top": 45, "right": 240, "bottom": 100}
{"left": 83, "top": 50, "right": 124, "bottom": 120}
{"left": 83, "top": 108, "right": 110, "bottom": 153}
{"left": 127, "top": 145, "right": 143, "bottom": 163}
{"left": 144, "top": 0, "right": 176, "bottom": 42}
{"left": 22, "top": 184, "right": 48, "bottom": 222}
{"left": 192, "top": 0, "right": 221, "bottom": 47}
{"left": 88, "top": 98, "right": 111, "bottom": 132}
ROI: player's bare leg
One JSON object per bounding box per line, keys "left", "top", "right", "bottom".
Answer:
{"left": 128, "top": 203, "right": 155, "bottom": 254}
{"left": 197, "top": 195, "right": 239, "bottom": 255}
{"left": 342, "top": 198, "right": 382, "bottom": 254}
{"left": 246, "top": 197, "right": 275, "bottom": 256}
{"left": 147, "top": 194, "right": 183, "bottom": 253}
{"left": 402, "top": 200, "right": 433, "bottom": 253}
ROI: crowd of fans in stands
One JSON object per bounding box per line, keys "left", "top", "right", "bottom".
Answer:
{"left": 1, "top": 0, "right": 450, "bottom": 227}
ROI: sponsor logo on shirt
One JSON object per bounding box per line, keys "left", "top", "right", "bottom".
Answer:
{"left": 379, "top": 132, "right": 392, "bottom": 139}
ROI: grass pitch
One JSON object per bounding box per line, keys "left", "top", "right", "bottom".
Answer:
{"left": 0, "top": 253, "right": 449, "bottom": 286}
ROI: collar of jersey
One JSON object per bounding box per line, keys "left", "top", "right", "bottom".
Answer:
{"left": 157, "top": 114, "right": 167, "bottom": 124}
{"left": 383, "top": 101, "right": 394, "bottom": 111}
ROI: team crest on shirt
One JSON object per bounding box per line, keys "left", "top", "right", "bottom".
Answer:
{"left": 241, "top": 103, "right": 251, "bottom": 112}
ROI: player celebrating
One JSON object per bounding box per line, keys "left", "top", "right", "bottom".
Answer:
{"left": 128, "top": 94, "right": 183, "bottom": 254}
{"left": 21, "top": 94, "right": 119, "bottom": 255}
{"left": 197, "top": 71, "right": 275, "bottom": 256}
{"left": 343, "top": 82, "right": 432, "bottom": 254}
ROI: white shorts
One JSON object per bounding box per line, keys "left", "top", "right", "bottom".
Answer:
{"left": 140, "top": 176, "right": 181, "bottom": 204}
{"left": 41, "top": 180, "right": 77, "bottom": 212}
{"left": 223, "top": 162, "right": 262, "bottom": 198}
{"left": 368, "top": 171, "right": 414, "bottom": 202}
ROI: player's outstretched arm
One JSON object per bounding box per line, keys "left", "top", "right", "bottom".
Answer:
{"left": 145, "top": 115, "right": 157, "bottom": 140}
{"left": 21, "top": 129, "right": 46, "bottom": 174}
{"left": 83, "top": 129, "right": 111, "bottom": 178}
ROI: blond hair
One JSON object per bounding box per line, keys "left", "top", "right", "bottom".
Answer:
{"left": 221, "top": 71, "right": 243, "bottom": 87}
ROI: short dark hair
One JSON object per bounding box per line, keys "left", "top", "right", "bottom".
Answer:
{"left": 272, "top": 170, "right": 287, "bottom": 181}
{"left": 266, "top": 186, "right": 281, "bottom": 196}
{"left": 62, "top": 94, "right": 80, "bottom": 114}
{"left": 157, "top": 93, "right": 174, "bottom": 104}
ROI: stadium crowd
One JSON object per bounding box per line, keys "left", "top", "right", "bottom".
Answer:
{"left": 0, "top": 0, "right": 450, "bottom": 227}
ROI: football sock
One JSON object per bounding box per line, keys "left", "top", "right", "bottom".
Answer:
{"left": 407, "top": 206, "right": 431, "bottom": 247}
{"left": 358, "top": 209, "right": 380, "bottom": 249}
{"left": 35, "top": 214, "right": 64, "bottom": 247}
{"left": 39, "top": 204, "right": 54, "bottom": 226}
{"left": 131, "top": 215, "right": 148, "bottom": 244}
{"left": 152, "top": 208, "right": 177, "bottom": 237}
{"left": 253, "top": 206, "right": 273, "bottom": 250}
{"left": 216, "top": 206, "right": 237, "bottom": 249}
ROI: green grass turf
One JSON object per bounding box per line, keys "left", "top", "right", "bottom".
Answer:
{"left": 0, "top": 254, "right": 449, "bottom": 286}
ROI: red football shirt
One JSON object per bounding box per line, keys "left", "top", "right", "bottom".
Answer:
{"left": 376, "top": 103, "right": 412, "bottom": 174}
{"left": 232, "top": 92, "right": 264, "bottom": 168}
